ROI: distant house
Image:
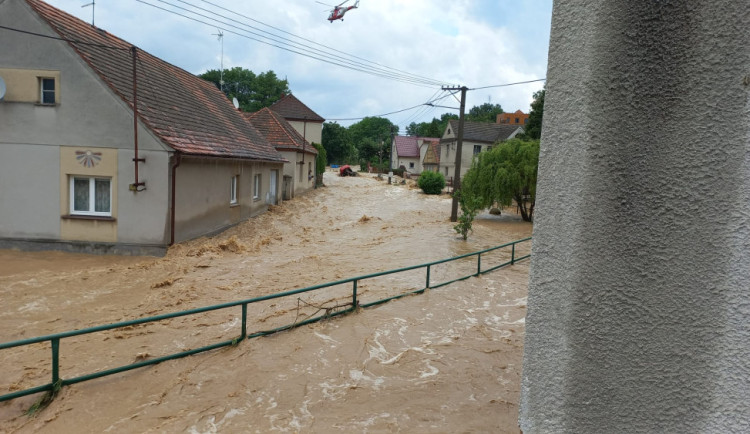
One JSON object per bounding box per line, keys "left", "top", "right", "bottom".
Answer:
{"left": 391, "top": 136, "right": 441, "bottom": 175}
{"left": 497, "top": 110, "right": 529, "bottom": 125}
{"left": 269, "top": 94, "right": 325, "bottom": 145}
{"left": 439, "top": 121, "right": 523, "bottom": 180}
{"left": 0, "top": 0, "right": 287, "bottom": 255}
{"left": 245, "top": 108, "right": 317, "bottom": 200}
{"left": 420, "top": 138, "right": 441, "bottom": 173}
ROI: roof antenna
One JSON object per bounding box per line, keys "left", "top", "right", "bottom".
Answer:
{"left": 212, "top": 29, "right": 224, "bottom": 92}
{"left": 81, "top": 0, "right": 95, "bottom": 26}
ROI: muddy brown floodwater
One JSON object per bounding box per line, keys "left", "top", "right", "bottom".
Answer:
{"left": 0, "top": 171, "right": 532, "bottom": 433}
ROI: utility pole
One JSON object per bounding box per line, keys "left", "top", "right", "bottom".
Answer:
{"left": 443, "top": 86, "right": 468, "bottom": 222}
{"left": 388, "top": 125, "right": 395, "bottom": 184}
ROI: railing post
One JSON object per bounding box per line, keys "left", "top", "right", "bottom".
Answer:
{"left": 477, "top": 253, "right": 482, "bottom": 276}
{"left": 51, "top": 338, "right": 60, "bottom": 386}
{"left": 241, "top": 304, "right": 247, "bottom": 339}
{"left": 511, "top": 243, "right": 516, "bottom": 265}
{"left": 426, "top": 265, "right": 431, "bottom": 289}
{"left": 352, "top": 280, "right": 358, "bottom": 310}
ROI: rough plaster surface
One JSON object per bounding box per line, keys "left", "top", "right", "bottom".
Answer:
{"left": 520, "top": 2, "right": 750, "bottom": 432}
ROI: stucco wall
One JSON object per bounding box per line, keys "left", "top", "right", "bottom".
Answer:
{"left": 0, "top": 0, "right": 179, "bottom": 254}
{"left": 520, "top": 1, "right": 750, "bottom": 432}
{"left": 287, "top": 120, "right": 323, "bottom": 145}
{"left": 173, "top": 158, "right": 282, "bottom": 243}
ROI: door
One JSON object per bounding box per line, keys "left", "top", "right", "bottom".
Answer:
{"left": 268, "top": 170, "right": 278, "bottom": 205}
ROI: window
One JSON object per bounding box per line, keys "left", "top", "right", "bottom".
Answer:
{"left": 40, "top": 78, "right": 55, "bottom": 104}
{"left": 230, "top": 175, "right": 238, "bottom": 205}
{"left": 253, "top": 174, "right": 261, "bottom": 200}
{"left": 473, "top": 145, "right": 482, "bottom": 155}
{"left": 70, "top": 176, "right": 111, "bottom": 216}
{"left": 409, "top": 162, "right": 415, "bottom": 169}
{"left": 515, "top": 117, "right": 520, "bottom": 123}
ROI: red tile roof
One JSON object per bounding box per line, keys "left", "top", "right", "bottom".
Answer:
{"left": 244, "top": 108, "right": 317, "bottom": 155}
{"left": 25, "top": 0, "right": 285, "bottom": 163}
{"left": 394, "top": 136, "right": 419, "bottom": 158}
{"left": 269, "top": 94, "right": 325, "bottom": 123}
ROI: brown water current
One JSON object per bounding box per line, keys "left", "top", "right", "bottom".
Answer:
{"left": 0, "top": 171, "right": 532, "bottom": 433}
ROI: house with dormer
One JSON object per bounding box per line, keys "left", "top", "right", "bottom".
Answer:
{"left": 438, "top": 121, "right": 523, "bottom": 180}
{"left": 245, "top": 108, "right": 317, "bottom": 200}
{"left": 0, "top": 0, "right": 287, "bottom": 255}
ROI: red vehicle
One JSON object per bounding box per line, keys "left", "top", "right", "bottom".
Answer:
{"left": 339, "top": 165, "right": 357, "bottom": 176}
{"left": 319, "top": 0, "right": 360, "bottom": 22}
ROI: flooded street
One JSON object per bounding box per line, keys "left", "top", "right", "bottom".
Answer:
{"left": 0, "top": 171, "right": 532, "bottom": 433}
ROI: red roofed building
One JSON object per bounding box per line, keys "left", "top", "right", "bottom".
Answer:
{"left": 245, "top": 108, "right": 317, "bottom": 200}
{"left": 269, "top": 94, "right": 324, "bottom": 145}
{"left": 497, "top": 110, "right": 529, "bottom": 125}
{"left": 0, "top": 0, "right": 287, "bottom": 255}
{"left": 391, "top": 135, "right": 441, "bottom": 175}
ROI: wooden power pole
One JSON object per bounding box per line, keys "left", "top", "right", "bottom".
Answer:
{"left": 443, "top": 86, "right": 468, "bottom": 222}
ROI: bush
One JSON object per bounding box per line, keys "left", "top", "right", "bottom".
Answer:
{"left": 418, "top": 171, "right": 446, "bottom": 195}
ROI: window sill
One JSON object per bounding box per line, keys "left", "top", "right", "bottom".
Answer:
{"left": 252, "top": 197, "right": 261, "bottom": 202}
{"left": 229, "top": 203, "right": 239, "bottom": 208}
{"left": 35, "top": 103, "right": 58, "bottom": 107}
{"left": 62, "top": 214, "right": 116, "bottom": 222}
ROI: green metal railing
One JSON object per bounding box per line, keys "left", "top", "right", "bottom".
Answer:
{"left": 0, "top": 237, "right": 531, "bottom": 403}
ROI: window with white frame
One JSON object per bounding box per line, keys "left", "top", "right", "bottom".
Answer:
{"left": 473, "top": 145, "right": 482, "bottom": 155}
{"left": 70, "top": 176, "right": 111, "bottom": 216}
{"left": 40, "top": 78, "right": 55, "bottom": 104}
{"left": 230, "top": 175, "right": 238, "bottom": 205}
{"left": 253, "top": 174, "right": 261, "bottom": 200}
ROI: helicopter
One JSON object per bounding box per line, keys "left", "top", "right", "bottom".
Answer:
{"left": 317, "top": 0, "right": 360, "bottom": 22}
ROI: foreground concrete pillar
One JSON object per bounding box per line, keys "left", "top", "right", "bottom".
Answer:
{"left": 520, "top": 2, "right": 749, "bottom": 432}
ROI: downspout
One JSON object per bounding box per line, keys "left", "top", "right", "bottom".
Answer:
{"left": 130, "top": 46, "right": 145, "bottom": 192}
{"left": 170, "top": 152, "right": 181, "bottom": 245}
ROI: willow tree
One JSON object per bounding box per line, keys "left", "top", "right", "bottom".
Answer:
{"left": 461, "top": 138, "right": 540, "bottom": 222}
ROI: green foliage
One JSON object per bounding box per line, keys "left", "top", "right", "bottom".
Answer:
{"left": 467, "top": 102, "right": 504, "bottom": 123}
{"left": 520, "top": 89, "right": 544, "bottom": 140}
{"left": 198, "top": 67, "right": 289, "bottom": 112}
{"left": 461, "top": 138, "right": 539, "bottom": 222}
{"left": 348, "top": 117, "right": 398, "bottom": 168}
{"left": 453, "top": 192, "right": 482, "bottom": 240}
{"left": 322, "top": 122, "right": 355, "bottom": 164}
{"left": 418, "top": 171, "right": 446, "bottom": 195}
{"left": 312, "top": 142, "right": 327, "bottom": 186}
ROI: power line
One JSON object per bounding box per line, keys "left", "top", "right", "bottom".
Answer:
{"left": 195, "top": 0, "right": 449, "bottom": 87}
{"left": 326, "top": 91, "right": 457, "bottom": 122}
{"left": 136, "top": 0, "right": 450, "bottom": 88}
{"left": 470, "top": 78, "right": 546, "bottom": 90}
{"left": 0, "top": 24, "right": 128, "bottom": 50}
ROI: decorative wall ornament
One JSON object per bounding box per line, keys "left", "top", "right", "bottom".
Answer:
{"left": 76, "top": 150, "right": 102, "bottom": 168}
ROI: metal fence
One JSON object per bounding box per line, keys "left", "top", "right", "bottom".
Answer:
{"left": 0, "top": 237, "right": 532, "bottom": 403}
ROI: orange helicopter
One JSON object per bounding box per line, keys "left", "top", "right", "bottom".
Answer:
{"left": 318, "top": 0, "right": 360, "bottom": 22}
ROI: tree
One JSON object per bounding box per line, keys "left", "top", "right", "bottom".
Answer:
{"left": 466, "top": 102, "right": 504, "bottom": 123}
{"left": 461, "top": 138, "right": 540, "bottom": 222}
{"left": 347, "top": 117, "right": 398, "bottom": 168}
{"left": 313, "top": 142, "right": 327, "bottom": 186}
{"left": 322, "top": 122, "right": 355, "bottom": 164}
{"left": 198, "top": 67, "right": 290, "bottom": 112}
{"left": 521, "top": 89, "right": 545, "bottom": 140}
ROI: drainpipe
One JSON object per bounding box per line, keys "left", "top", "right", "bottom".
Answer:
{"left": 169, "top": 152, "right": 181, "bottom": 245}
{"left": 130, "top": 46, "right": 145, "bottom": 192}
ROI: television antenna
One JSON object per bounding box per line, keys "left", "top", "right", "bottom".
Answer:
{"left": 232, "top": 97, "right": 239, "bottom": 110}
{"left": 212, "top": 29, "right": 224, "bottom": 92}
{"left": 81, "top": 0, "right": 95, "bottom": 26}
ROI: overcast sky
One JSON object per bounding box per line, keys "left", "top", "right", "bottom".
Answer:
{"left": 43, "top": 0, "right": 552, "bottom": 129}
